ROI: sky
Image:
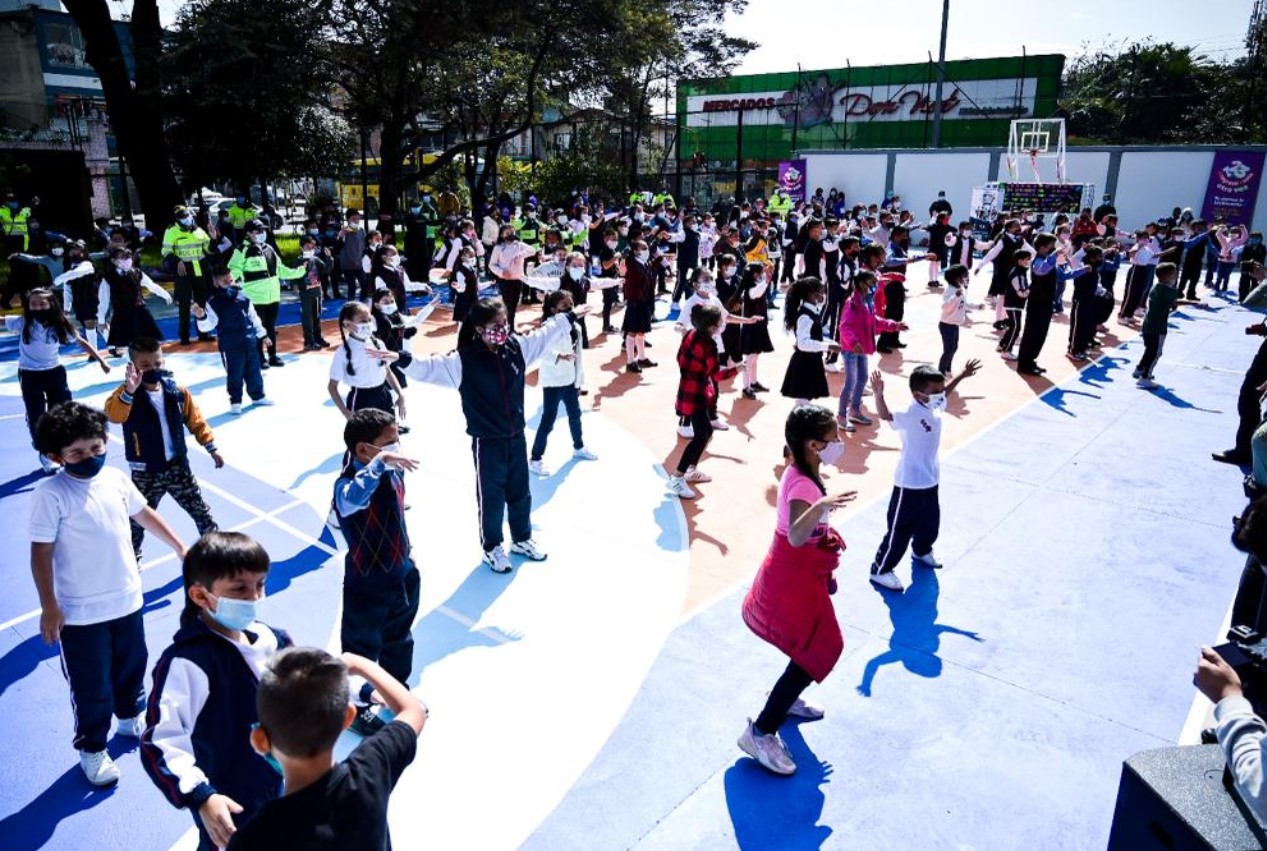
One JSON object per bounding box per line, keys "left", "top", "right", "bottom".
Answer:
{"left": 725, "top": 0, "right": 1255, "bottom": 74}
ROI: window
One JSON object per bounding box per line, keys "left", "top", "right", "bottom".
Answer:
{"left": 43, "top": 22, "right": 90, "bottom": 70}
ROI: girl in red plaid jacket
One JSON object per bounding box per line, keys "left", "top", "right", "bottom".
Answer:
{"left": 667, "top": 303, "right": 733, "bottom": 499}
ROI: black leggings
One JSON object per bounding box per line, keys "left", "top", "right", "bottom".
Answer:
{"left": 755, "top": 660, "right": 814, "bottom": 735}
{"left": 602, "top": 286, "right": 618, "bottom": 329}
{"left": 675, "top": 408, "right": 713, "bottom": 474}
{"left": 19, "top": 365, "right": 71, "bottom": 446}
{"left": 498, "top": 279, "right": 523, "bottom": 327}
{"left": 256, "top": 301, "right": 280, "bottom": 356}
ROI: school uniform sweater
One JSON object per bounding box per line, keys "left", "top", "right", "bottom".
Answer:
{"left": 334, "top": 457, "right": 410, "bottom": 591}
{"left": 142, "top": 617, "right": 292, "bottom": 818}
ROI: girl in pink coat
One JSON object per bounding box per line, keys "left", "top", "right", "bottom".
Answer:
{"left": 836, "top": 270, "right": 906, "bottom": 431}
{"left": 739, "top": 404, "right": 857, "bottom": 775}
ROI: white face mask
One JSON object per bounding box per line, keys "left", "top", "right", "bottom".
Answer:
{"left": 606, "top": 241, "right": 618, "bottom": 250}
{"left": 925, "top": 392, "right": 947, "bottom": 411}
{"left": 817, "top": 440, "right": 846, "bottom": 465}
{"left": 385, "top": 255, "right": 399, "bottom": 268}
{"left": 805, "top": 300, "right": 822, "bottom": 313}
{"left": 51, "top": 247, "right": 64, "bottom": 257}
{"left": 462, "top": 259, "right": 476, "bottom": 269}
{"left": 301, "top": 250, "right": 315, "bottom": 259}
{"left": 635, "top": 251, "right": 650, "bottom": 263}
{"left": 378, "top": 303, "right": 397, "bottom": 315}
{"left": 352, "top": 321, "right": 374, "bottom": 338}
{"left": 567, "top": 266, "right": 584, "bottom": 280}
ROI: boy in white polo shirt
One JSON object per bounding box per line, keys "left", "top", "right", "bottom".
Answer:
{"left": 868, "top": 361, "right": 980, "bottom": 592}
{"left": 30, "top": 402, "right": 187, "bottom": 787}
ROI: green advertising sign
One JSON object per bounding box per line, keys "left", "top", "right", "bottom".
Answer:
{"left": 677, "top": 54, "right": 1065, "bottom": 164}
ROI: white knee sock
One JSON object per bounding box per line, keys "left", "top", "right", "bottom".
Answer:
{"left": 744, "top": 353, "right": 759, "bottom": 387}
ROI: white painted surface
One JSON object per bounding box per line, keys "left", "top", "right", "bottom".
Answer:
{"left": 1114, "top": 150, "right": 1215, "bottom": 229}
{"left": 892, "top": 152, "right": 992, "bottom": 220}
{"left": 804, "top": 154, "right": 888, "bottom": 208}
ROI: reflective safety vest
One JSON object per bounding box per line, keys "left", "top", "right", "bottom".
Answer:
{"left": 517, "top": 217, "right": 541, "bottom": 245}
{"left": 768, "top": 195, "right": 792, "bottom": 218}
{"left": 162, "top": 224, "right": 210, "bottom": 276}
{"left": 228, "top": 242, "right": 304, "bottom": 305}
{"left": 227, "top": 203, "right": 255, "bottom": 231}
{"left": 1, "top": 206, "right": 31, "bottom": 250}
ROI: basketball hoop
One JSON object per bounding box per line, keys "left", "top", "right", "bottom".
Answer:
{"left": 1007, "top": 119, "right": 1067, "bottom": 185}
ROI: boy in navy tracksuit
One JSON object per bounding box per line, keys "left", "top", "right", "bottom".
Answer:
{"left": 142, "top": 532, "right": 291, "bottom": 851}
{"left": 1067, "top": 246, "right": 1104, "bottom": 361}
{"left": 333, "top": 408, "right": 420, "bottom": 737}
{"left": 193, "top": 260, "right": 273, "bottom": 413}
{"left": 104, "top": 337, "right": 221, "bottom": 563}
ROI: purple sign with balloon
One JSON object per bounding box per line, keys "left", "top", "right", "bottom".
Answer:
{"left": 1201, "top": 150, "right": 1265, "bottom": 226}
{"left": 778, "top": 159, "right": 807, "bottom": 203}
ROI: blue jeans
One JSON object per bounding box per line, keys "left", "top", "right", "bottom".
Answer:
{"left": 531, "top": 385, "right": 584, "bottom": 459}
{"left": 938, "top": 323, "right": 959, "bottom": 374}
{"left": 838, "top": 352, "right": 868, "bottom": 417}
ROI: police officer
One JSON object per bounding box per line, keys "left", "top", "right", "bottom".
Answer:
{"left": 1, "top": 193, "right": 32, "bottom": 254}
{"left": 226, "top": 191, "right": 257, "bottom": 243}
{"left": 228, "top": 219, "right": 305, "bottom": 368}
{"left": 162, "top": 205, "right": 213, "bottom": 344}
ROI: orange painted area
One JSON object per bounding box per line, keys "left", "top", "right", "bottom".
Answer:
{"left": 190, "top": 283, "right": 1139, "bottom": 614}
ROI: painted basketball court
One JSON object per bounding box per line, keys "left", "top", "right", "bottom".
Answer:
{"left": 0, "top": 271, "right": 1253, "bottom": 850}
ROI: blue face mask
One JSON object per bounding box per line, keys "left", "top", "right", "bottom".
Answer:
{"left": 250, "top": 724, "right": 285, "bottom": 776}
{"left": 206, "top": 592, "right": 260, "bottom": 631}
{"left": 63, "top": 453, "right": 106, "bottom": 478}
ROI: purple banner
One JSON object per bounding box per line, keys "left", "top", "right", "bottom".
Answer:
{"left": 1201, "top": 150, "right": 1265, "bottom": 226}
{"left": 778, "top": 160, "right": 807, "bottom": 203}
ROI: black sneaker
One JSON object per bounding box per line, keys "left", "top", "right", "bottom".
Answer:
{"left": 268, "top": 357, "right": 286, "bottom": 367}
{"left": 750, "top": 382, "right": 770, "bottom": 393}
{"left": 627, "top": 362, "right": 642, "bottom": 373}
{"left": 638, "top": 359, "right": 658, "bottom": 368}
{"left": 644, "top": 340, "right": 654, "bottom": 348}
{"left": 742, "top": 387, "right": 757, "bottom": 399}
{"left": 350, "top": 704, "right": 386, "bottom": 737}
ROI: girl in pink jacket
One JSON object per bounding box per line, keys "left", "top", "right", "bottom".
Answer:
{"left": 836, "top": 271, "right": 906, "bottom": 431}
{"left": 1216, "top": 224, "right": 1249, "bottom": 293}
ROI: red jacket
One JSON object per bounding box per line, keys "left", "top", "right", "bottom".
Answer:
{"left": 742, "top": 529, "right": 846, "bottom": 683}
{"left": 675, "top": 330, "right": 720, "bottom": 417}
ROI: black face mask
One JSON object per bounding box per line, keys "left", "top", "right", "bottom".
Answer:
{"left": 31, "top": 309, "right": 53, "bottom": 324}
{"left": 142, "top": 369, "right": 167, "bottom": 385}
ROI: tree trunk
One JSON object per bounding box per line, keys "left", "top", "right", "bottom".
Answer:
{"left": 377, "top": 114, "right": 404, "bottom": 217}
{"left": 63, "top": 0, "right": 180, "bottom": 226}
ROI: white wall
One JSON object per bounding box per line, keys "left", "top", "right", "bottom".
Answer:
{"left": 804, "top": 154, "right": 888, "bottom": 209}
{"left": 893, "top": 152, "right": 991, "bottom": 221}
{"left": 1114, "top": 150, "right": 1214, "bottom": 231}
{"left": 801, "top": 147, "right": 1267, "bottom": 234}
{"left": 1065, "top": 151, "right": 1111, "bottom": 201}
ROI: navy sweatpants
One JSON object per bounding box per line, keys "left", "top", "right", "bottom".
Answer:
{"left": 472, "top": 433, "right": 532, "bottom": 551}
{"left": 59, "top": 609, "right": 147, "bottom": 753}
{"left": 19, "top": 365, "right": 72, "bottom": 446}
{"left": 341, "top": 564, "right": 420, "bottom": 696}
{"left": 220, "top": 342, "right": 264, "bottom": 404}
{"left": 871, "top": 485, "right": 940, "bottom": 574}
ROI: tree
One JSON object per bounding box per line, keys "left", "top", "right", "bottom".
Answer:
{"left": 1059, "top": 40, "right": 1263, "bottom": 144}
{"left": 163, "top": 0, "right": 355, "bottom": 194}
{"left": 62, "top": 0, "right": 181, "bottom": 222}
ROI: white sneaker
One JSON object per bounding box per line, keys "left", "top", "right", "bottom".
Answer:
{"left": 826, "top": 361, "right": 844, "bottom": 373}
{"left": 116, "top": 714, "right": 145, "bottom": 738}
{"left": 870, "top": 570, "right": 905, "bottom": 591}
{"left": 677, "top": 424, "right": 695, "bottom": 439}
{"left": 229, "top": 403, "right": 244, "bottom": 415}
{"left": 1137, "top": 378, "right": 1160, "bottom": 390}
{"left": 38, "top": 453, "right": 59, "bottom": 473}
{"left": 1000, "top": 351, "right": 1017, "bottom": 361}
{"left": 529, "top": 459, "right": 550, "bottom": 477}
{"left": 787, "top": 696, "right": 825, "bottom": 720}
{"left": 667, "top": 476, "right": 697, "bottom": 499}
{"left": 912, "top": 550, "right": 943, "bottom": 568}
{"left": 737, "top": 720, "right": 797, "bottom": 776}
{"left": 510, "top": 538, "right": 548, "bottom": 561}
{"left": 848, "top": 410, "right": 873, "bottom": 426}
{"left": 253, "top": 397, "right": 276, "bottom": 407}
{"left": 483, "top": 545, "right": 513, "bottom": 573}
{"left": 684, "top": 467, "right": 712, "bottom": 483}
{"left": 80, "top": 750, "right": 121, "bottom": 787}
{"left": 573, "top": 447, "right": 598, "bottom": 461}
{"left": 710, "top": 419, "right": 730, "bottom": 431}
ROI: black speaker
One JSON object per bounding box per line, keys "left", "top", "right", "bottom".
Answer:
{"left": 1107, "top": 744, "right": 1267, "bottom": 851}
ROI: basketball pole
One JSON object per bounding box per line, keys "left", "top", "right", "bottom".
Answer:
{"left": 932, "top": 0, "right": 950, "bottom": 149}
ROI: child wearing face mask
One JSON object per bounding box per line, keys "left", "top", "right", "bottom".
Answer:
{"left": 997, "top": 247, "right": 1033, "bottom": 361}
{"left": 529, "top": 290, "right": 598, "bottom": 475}
{"left": 737, "top": 262, "right": 775, "bottom": 398}
{"left": 675, "top": 268, "right": 762, "bottom": 436}
{"left": 330, "top": 301, "right": 407, "bottom": 429}
{"left": 372, "top": 244, "right": 428, "bottom": 313}
{"left": 489, "top": 225, "right": 536, "bottom": 328}
{"left": 450, "top": 246, "right": 480, "bottom": 323}
{"left": 596, "top": 228, "right": 622, "bottom": 334}
{"left": 739, "top": 404, "right": 855, "bottom": 776}
{"left": 194, "top": 261, "right": 275, "bottom": 414}
{"left": 371, "top": 296, "right": 588, "bottom": 573}
{"left": 837, "top": 270, "right": 907, "bottom": 432}
{"left": 105, "top": 337, "right": 221, "bottom": 564}
{"left": 622, "top": 240, "right": 656, "bottom": 373}
{"left": 371, "top": 288, "right": 427, "bottom": 391}
{"left": 102, "top": 245, "right": 173, "bottom": 357}
{"left": 780, "top": 277, "right": 840, "bottom": 405}
{"left": 330, "top": 409, "right": 421, "bottom": 738}
{"left": 7, "top": 287, "right": 110, "bottom": 471}
{"left": 559, "top": 251, "right": 592, "bottom": 349}
{"left": 868, "top": 361, "right": 980, "bottom": 592}
{"left": 31, "top": 402, "right": 186, "bottom": 788}
{"left": 297, "top": 236, "right": 333, "bottom": 351}
{"left": 141, "top": 532, "right": 290, "bottom": 849}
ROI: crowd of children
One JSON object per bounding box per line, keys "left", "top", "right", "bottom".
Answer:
{"left": 8, "top": 182, "right": 1257, "bottom": 845}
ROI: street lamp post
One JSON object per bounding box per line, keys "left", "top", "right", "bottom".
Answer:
{"left": 932, "top": 0, "right": 950, "bottom": 149}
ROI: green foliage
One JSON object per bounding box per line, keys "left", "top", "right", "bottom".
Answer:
{"left": 1059, "top": 40, "right": 1264, "bottom": 144}
{"left": 162, "top": 0, "right": 354, "bottom": 190}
